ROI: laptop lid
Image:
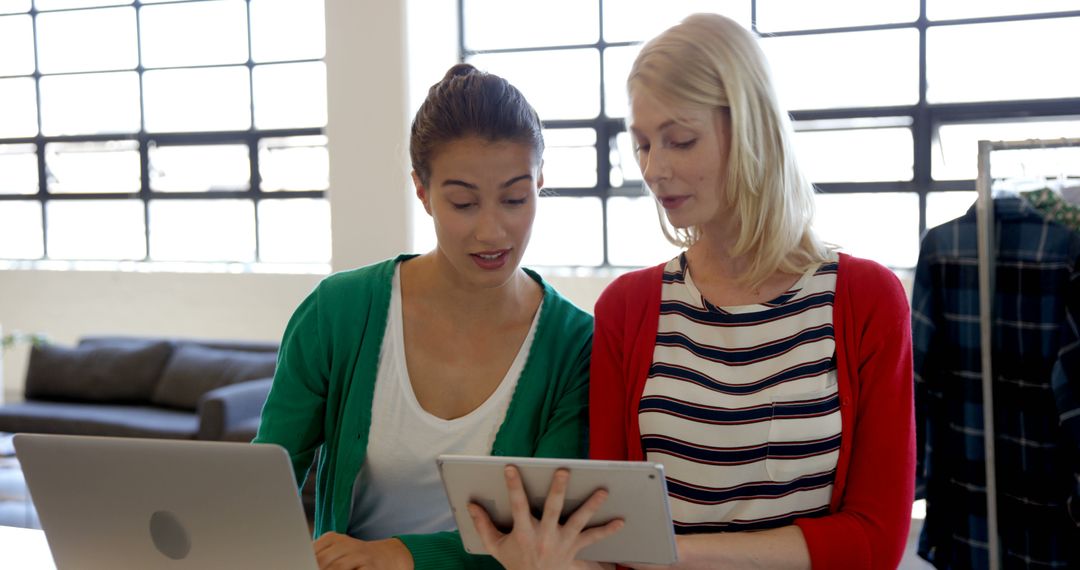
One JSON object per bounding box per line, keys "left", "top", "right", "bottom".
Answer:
{"left": 13, "top": 434, "right": 317, "bottom": 570}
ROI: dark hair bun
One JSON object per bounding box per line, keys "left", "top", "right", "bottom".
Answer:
{"left": 443, "top": 63, "right": 478, "bottom": 81}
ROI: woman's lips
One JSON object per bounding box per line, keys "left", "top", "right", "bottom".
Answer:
{"left": 470, "top": 250, "right": 509, "bottom": 270}
{"left": 659, "top": 196, "right": 689, "bottom": 210}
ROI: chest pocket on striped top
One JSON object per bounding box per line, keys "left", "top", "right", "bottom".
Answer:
{"left": 764, "top": 386, "right": 842, "bottom": 483}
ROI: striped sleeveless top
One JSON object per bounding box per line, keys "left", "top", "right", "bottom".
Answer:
{"left": 642, "top": 253, "right": 841, "bottom": 534}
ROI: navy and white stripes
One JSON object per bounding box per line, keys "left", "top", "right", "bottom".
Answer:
{"left": 642, "top": 254, "right": 840, "bottom": 534}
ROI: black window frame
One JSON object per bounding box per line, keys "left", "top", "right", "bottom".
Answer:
{"left": 457, "top": 0, "right": 1080, "bottom": 268}
{"left": 0, "top": 0, "right": 327, "bottom": 264}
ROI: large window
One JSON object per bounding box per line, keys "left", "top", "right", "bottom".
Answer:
{"left": 445, "top": 0, "right": 1080, "bottom": 270}
{"left": 0, "top": 0, "right": 329, "bottom": 271}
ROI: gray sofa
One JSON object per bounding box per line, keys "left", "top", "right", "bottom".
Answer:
{"left": 0, "top": 335, "right": 277, "bottom": 441}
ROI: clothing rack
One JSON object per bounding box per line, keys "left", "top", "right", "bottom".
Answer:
{"left": 975, "top": 137, "right": 1080, "bottom": 570}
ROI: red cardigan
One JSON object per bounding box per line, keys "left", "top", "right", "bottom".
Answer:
{"left": 590, "top": 253, "right": 915, "bottom": 569}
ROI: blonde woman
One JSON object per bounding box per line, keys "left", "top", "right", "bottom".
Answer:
{"left": 468, "top": 13, "right": 914, "bottom": 570}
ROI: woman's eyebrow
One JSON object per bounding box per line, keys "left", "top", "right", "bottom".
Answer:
{"left": 439, "top": 173, "right": 531, "bottom": 190}
{"left": 501, "top": 174, "right": 532, "bottom": 188}
{"left": 441, "top": 178, "right": 478, "bottom": 189}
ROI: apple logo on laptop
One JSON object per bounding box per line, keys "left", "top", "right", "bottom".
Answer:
{"left": 149, "top": 510, "right": 191, "bottom": 560}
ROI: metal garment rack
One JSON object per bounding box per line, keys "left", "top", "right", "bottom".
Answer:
{"left": 975, "top": 137, "right": 1080, "bottom": 570}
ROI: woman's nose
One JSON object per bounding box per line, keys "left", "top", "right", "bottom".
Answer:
{"left": 474, "top": 206, "right": 508, "bottom": 243}
{"left": 641, "top": 149, "right": 670, "bottom": 186}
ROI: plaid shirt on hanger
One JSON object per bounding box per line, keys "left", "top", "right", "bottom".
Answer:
{"left": 912, "top": 195, "right": 1080, "bottom": 569}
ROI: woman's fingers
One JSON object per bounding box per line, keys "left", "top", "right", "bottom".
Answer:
{"left": 575, "top": 518, "right": 626, "bottom": 552}
{"left": 468, "top": 502, "right": 505, "bottom": 553}
{"left": 504, "top": 465, "right": 536, "bottom": 537}
{"left": 539, "top": 468, "right": 571, "bottom": 534}
{"left": 563, "top": 487, "right": 609, "bottom": 535}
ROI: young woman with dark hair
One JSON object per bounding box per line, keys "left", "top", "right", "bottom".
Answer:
{"left": 255, "top": 63, "right": 596, "bottom": 570}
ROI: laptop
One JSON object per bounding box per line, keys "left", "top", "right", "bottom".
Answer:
{"left": 13, "top": 433, "right": 317, "bottom": 570}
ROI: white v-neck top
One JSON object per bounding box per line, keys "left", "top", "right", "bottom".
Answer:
{"left": 347, "top": 265, "right": 541, "bottom": 540}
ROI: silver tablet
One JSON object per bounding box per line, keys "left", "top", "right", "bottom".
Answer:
{"left": 437, "top": 454, "right": 677, "bottom": 565}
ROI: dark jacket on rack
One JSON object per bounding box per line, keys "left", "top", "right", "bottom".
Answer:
{"left": 912, "top": 195, "right": 1080, "bottom": 569}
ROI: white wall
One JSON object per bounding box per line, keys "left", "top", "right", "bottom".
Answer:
{"left": 0, "top": 0, "right": 616, "bottom": 403}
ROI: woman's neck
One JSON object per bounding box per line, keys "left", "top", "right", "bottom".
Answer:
{"left": 685, "top": 229, "right": 801, "bottom": 305}
{"left": 686, "top": 223, "right": 747, "bottom": 281}
{"left": 401, "top": 252, "right": 540, "bottom": 326}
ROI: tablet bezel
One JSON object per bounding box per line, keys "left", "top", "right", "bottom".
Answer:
{"left": 436, "top": 454, "right": 677, "bottom": 565}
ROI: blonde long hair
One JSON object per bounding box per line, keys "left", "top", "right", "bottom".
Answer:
{"left": 628, "top": 13, "right": 831, "bottom": 288}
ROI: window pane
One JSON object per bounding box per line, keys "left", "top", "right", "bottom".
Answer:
{"left": 37, "top": 7, "right": 136, "bottom": 73}
{"left": 542, "top": 128, "right": 596, "bottom": 189}
{"left": 761, "top": 29, "right": 919, "bottom": 110}
{"left": 607, "top": 196, "right": 683, "bottom": 266}
{"left": 140, "top": 0, "right": 248, "bottom": 68}
{"left": 39, "top": 71, "right": 140, "bottom": 135}
{"left": 0, "top": 15, "right": 34, "bottom": 75}
{"left": 0, "top": 0, "right": 31, "bottom": 14}
{"left": 933, "top": 120, "right": 1080, "bottom": 181}
{"left": 0, "top": 143, "right": 38, "bottom": 194}
{"left": 603, "top": 45, "right": 638, "bottom": 118}
{"left": 144, "top": 67, "right": 251, "bottom": 133}
{"left": 0, "top": 200, "right": 43, "bottom": 258}
{"left": 259, "top": 135, "right": 329, "bottom": 191}
{"left": 46, "top": 199, "right": 146, "bottom": 260}
{"left": 927, "top": 19, "right": 1080, "bottom": 104}
{"left": 928, "top": 0, "right": 1080, "bottom": 20}
{"left": 258, "top": 198, "right": 330, "bottom": 263}
{"left": 813, "top": 192, "right": 919, "bottom": 268}
{"left": 793, "top": 125, "right": 913, "bottom": 182}
{"left": 253, "top": 62, "right": 327, "bottom": 129}
{"left": 34, "top": 0, "right": 131, "bottom": 9}
{"left": 149, "top": 199, "right": 255, "bottom": 262}
{"left": 757, "top": 0, "right": 917, "bottom": 32}
{"left": 150, "top": 144, "right": 250, "bottom": 192}
{"left": 463, "top": 0, "right": 598, "bottom": 49}
{"left": 610, "top": 132, "right": 643, "bottom": 188}
{"left": 0, "top": 77, "right": 38, "bottom": 137}
{"left": 603, "top": 0, "right": 751, "bottom": 43}
{"left": 522, "top": 197, "right": 603, "bottom": 266}
{"left": 45, "top": 141, "right": 139, "bottom": 194}
{"left": 926, "top": 191, "right": 975, "bottom": 230}
{"left": 250, "top": 0, "right": 325, "bottom": 62}
{"left": 469, "top": 49, "right": 600, "bottom": 120}
{"left": 411, "top": 199, "right": 436, "bottom": 254}
{"left": 988, "top": 147, "right": 1080, "bottom": 189}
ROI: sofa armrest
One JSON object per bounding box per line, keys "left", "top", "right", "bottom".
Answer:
{"left": 196, "top": 377, "right": 273, "bottom": 441}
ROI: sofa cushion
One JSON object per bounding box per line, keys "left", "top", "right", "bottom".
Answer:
{"left": 151, "top": 344, "right": 277, "bottom": 410}
{"left": 24, "top": 341, "right": 173, "bottom": 403}
{"left": 0, "top": 401, "right": 198, "bottom": 439}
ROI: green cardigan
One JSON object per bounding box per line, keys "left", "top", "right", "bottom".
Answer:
{"left": 254, "top": 255, "right": 593, "bottom": 569}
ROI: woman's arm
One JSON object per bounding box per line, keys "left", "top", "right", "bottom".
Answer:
{"left": 793, "top": 261, "right": 916, "bottom": 568}
{"left": 589, "top": 284, "right": 630, "bottom": 460}
{"left": 631, "top": 527, "right": 809, "bottom": 570}
{"left": 533, "top": 333, "right": 592, "bottom": 458}
{"left": 253, "top": 288, "right": 331, "bottom": 485}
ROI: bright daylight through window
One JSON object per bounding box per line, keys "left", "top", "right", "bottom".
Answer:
{"left": 0, "top": 0, "right": 329, "bottom": 272}
{"left": 413, "top": 0, "right": 1080, "bottom": 270}
{"left": 2, "top": 1, "right": 1080, "bottom": 272}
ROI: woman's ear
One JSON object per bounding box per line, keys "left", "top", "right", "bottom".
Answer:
{"left": 411, "top": 171, "right": 432, "bottom": 216}
{"left": 537, "top": 160, "right": 545, "bottom": 191}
